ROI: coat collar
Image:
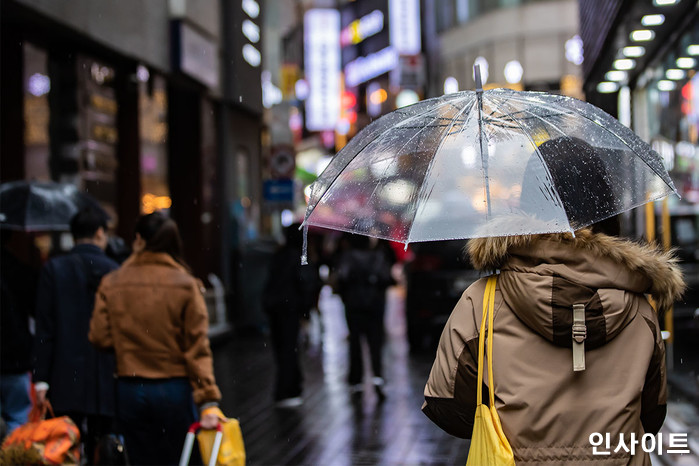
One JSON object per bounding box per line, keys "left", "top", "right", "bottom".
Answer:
{"left": 123, "top": 251, "right": 186, "bottom": 271}
{"left": 467, "top": 228, "right": 685, "bottom": 312}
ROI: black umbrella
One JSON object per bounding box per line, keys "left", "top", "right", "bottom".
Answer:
{"left": 0, "top": 181, "right": 108, "bottom": 232}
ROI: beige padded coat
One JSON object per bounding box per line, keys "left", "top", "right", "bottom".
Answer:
{"left": 423, "top": 229, "right": 685, "bottom": 465}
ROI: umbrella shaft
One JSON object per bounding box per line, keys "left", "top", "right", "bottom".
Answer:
{"left": 476, "top": 92, "right": 492, "bottom": 217}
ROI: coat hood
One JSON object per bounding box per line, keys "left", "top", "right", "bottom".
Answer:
{"left": 467, "top": 228, "right": 684, "bottom": 348}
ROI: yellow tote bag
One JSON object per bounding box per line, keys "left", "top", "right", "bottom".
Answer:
{"left": 466, "top": 276, "right": 515, "bottom": 466}
{"left": 197, "top": 418, "right": 246, "bottom": 466}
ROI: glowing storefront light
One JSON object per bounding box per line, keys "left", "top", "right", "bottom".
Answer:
{"left": 443, "top": 76, "right": 459, "bottom": 94}
{"left": 242, "top": 19, "right": 260, "bottom": 43}
{"left": 136, "top": 65, "right": 150, "bottom": 82}
{"left": 653, "top": 0, "right": 678, "bottom": 5}
{"left": 295, "top": 79, "right": 309, "bottom": 100}
{"left": 630, "top": 30, "right": 655, "bottom": 42}
{"left": 688, "top": 45, "right": 699, "bottom": 56}
{"left": 242, "top": 44, "right": 261, "bottom": 67}
{"left": 473, "top": 57, "right": 489, "bottom": 84}
{"left": 614, "top": 59, "right": 636, "bottom": 70}
{"left": 504, "top": 60, "right": 523, "bottom": 84}
{"left": 605, "top": 70, "right": 628, "bottom": 81}
{"left": 396, "top": 89, "right": 419, "bottom": 108}
{"left": 304, "top": 9, "right": 341, "bottom": 131}
{"left": 597, "top": 82, "right": 619, "bottom": 93}
{"left": 676, "top": 57, "right": 696, "bottom": 69}
{"left": 565, "top": 35, "right": 584, "bottom": 65}
{"left": 28, "top": 73, "right": 50, "bottom": 96}
{"left": 666, "top": 69, "right": 686, "bottom": 80}
{"left": 641, "top": 14, "right": 665, "bottom": 26}
{"left": 622, "top": 46, "right": 646, "bottom": 57}
{"left": 658, "top": 80, "right": 676, "bottom": 91}
{"left": 242, "top": 0, "right": 260, "bottom": 18}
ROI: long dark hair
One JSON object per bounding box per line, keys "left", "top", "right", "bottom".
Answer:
{"left": 134, "top": 211, "right": 189, "bottom": 269}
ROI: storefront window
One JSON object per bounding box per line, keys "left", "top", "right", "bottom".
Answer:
{"left": 77, "top": 55, "right": 118, "bottom": 222}
{"left": 139, "top": 72, "right": 170, "bottom": 214}
{"left": 23, "top": 43, "right": 50, "bottom": 180}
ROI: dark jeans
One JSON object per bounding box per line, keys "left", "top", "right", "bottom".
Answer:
{"left": 268, "top": 309, "right": 303, "bottom": 400}
{"left": 345, "top": 308, "right": 385, "bottom": 385}
{"left": 56, "top": 411, "right": 113, "bottom": 465}
{"left": 117, "top": 377, "right": 198, "bottom": 466}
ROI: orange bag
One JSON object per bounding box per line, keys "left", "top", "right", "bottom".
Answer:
{"left": 1, "top": 401, "right": 80, "bottom": 465}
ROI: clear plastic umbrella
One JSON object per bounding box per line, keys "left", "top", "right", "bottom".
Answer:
{"left": 301, "top": 67, "right": 677, "bottom": 263}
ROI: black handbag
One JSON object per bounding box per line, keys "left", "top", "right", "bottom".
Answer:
{"left": 94, "top": 433, "right": 129, "bottom": 465}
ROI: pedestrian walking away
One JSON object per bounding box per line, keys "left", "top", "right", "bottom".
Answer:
{"left": 262, "top": 223, "right": 320, "bottom": 408}
{"left": 89, "top": 211, "right": 224, "bottom": 465}
{"left": 33, "top": 207, "right": 120, "bottom": 463}
{"left": 335, "top": 234, "right": 395, "bottom": 399}
{"left": 422, "top": 138, "right": 686, "bottom": 464}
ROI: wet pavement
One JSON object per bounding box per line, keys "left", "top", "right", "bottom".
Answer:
{"left": 211, "top": 285, "right": 698, "bottom": 465}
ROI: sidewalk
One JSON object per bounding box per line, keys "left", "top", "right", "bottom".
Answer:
{"left": 211, "top": 285, "right": 698, "bottom": 465}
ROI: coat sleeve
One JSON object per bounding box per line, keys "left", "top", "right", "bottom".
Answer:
{"left": 640, "top": 308, "right": 667, "bottom": 435}
{"left": 33, "top": 263, "right": 55, "bottom": 384}
{"left": 422, "top": 280, "right": 488, "bottom": 439}
{"left": 182, "top": 280, "right": 222, "bottom": 406}
{"left": 88, "top": 280, "right": 114, "bottom": 350}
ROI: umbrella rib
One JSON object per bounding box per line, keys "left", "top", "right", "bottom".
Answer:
{"left": 486, "top": 95, "right": 573, "bottom": 231}
{"left": 303, "top": 96, "right": 470, "bottom": 226}
{"left": 504, "top": 93, "right": 675, "bottom": 190}
{"left": 406, "top": 98, "right": 477, "bottom": 244}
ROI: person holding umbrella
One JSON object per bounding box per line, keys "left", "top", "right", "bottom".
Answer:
{"left": 421, "top": 137, "right": 686, "bottom": 464}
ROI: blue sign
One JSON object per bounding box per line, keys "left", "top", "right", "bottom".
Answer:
{"left": 263, "top": 179, "right": 294, "bottom": 203}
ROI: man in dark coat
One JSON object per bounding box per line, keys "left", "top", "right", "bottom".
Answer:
{"left": 34, "top": 207, "right": 120, "bottom": 463}
{"left": 0, "top": 231, "right": 39, "bottom": 434}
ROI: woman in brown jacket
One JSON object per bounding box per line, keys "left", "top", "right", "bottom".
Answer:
{"left": 423, "top": 138, "right": 686, "bottom": 465}
{"left": 89, "top": 212, "right": 222, "bottom": 465}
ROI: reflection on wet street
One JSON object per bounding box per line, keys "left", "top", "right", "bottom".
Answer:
{"left": 212, "top": 285, "right": 469, "bottom": 465}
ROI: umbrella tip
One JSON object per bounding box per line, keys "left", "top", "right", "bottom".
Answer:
{"left": 474, "top": 65, "right": 483, "bottom": 93}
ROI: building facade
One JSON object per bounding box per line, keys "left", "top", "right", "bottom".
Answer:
{"left": 429, "top": 0, "right": 582, "bottom": 97}
{"left": 1, "top": 0, "right": 266, "bottom": 331}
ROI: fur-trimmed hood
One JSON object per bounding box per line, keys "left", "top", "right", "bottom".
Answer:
{"left": 468, "top": 228, "right": 685, "bottom": 313}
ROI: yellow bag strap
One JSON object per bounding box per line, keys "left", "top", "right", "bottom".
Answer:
{"left": 475, "top": 276, "right": 497, "bottom": 408}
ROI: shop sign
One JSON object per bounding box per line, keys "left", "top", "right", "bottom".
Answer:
{"left": 391, "top": 54, "right": 424, "bottom": 89}
{"left": 304, "top": 9, "right": 341, "bottom": 131}
{"left": 389, "top": 0, "right": 421, "bottom": 55}
{"left": 340, "top": 10, "right": 384, "bottom": 47}
{"left": 172, "top": 21, "right": 220, "bottom": 89}
{"left": 270, "top": 145, "right": 296, "bottom": 178}
{"left": 263, "top": 178, "right": 294, "bottom": 203}
{"left": 345, "top": 46, "right": 399, "bottom": 87}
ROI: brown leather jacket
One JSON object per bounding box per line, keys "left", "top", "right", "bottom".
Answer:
{"left": 89, "top": 251, "right": 221, "bottom": 405}
{"left": 423, "top": 229, "right": 685, "bottom": 465}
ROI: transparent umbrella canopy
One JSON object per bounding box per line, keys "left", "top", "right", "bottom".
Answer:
{"left": 301, "top": 68, "right": 677, "bottom": 262}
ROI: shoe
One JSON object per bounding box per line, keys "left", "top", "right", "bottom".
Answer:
{"left": 275, "top": 396, "right": 303, "bottom": 408}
